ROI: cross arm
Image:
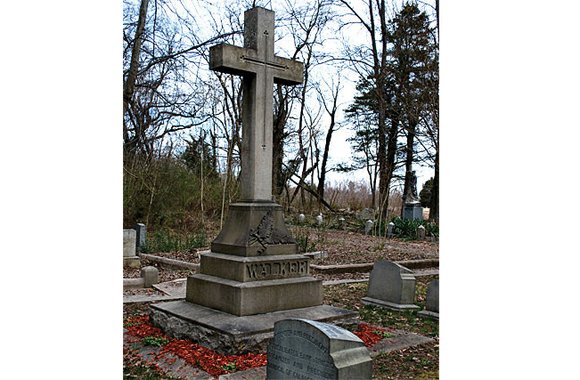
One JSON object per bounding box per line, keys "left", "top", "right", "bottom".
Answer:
{"left": 209, "top": 44, "right": 303, "bottom": 85}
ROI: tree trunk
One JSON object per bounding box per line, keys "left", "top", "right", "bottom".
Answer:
{"left": 123, "top": 0, "right": 149, "bottom": 118}
{"left": 272, "top": 84, "right": 287, "bottom": 199}
{"left": 429, "top": 149, "right": 439, "bottom": 222}
{"left": 401, "top": 121, "right": 416, "bottom": 215}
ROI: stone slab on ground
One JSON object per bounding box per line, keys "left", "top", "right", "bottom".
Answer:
{"left": 123, "top": 294, "right": 185, "bottom": 304}
{"left": 368, "top": 330, "right": 434, "bottom": 357}
{"left": 153, "top": 278, "right": 187, "bottom": 297}
{"left": 150, "top": 301, "right": 358, "bottom": 355}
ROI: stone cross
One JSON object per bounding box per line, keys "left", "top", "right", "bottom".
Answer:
{"left": 209, "top": 7, "right": 303, "bottom": 201}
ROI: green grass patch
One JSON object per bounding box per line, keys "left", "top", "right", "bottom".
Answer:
{"left": 141, "top": 229, "right": 206, "bottom": 253}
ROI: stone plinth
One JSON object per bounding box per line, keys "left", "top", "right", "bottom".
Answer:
{"left": 267, "top": 319, "right": 372, "bottom": 380}
{"left": 123, "top": 229, "right": 140, "bottom": 268}
{"left": 403, "top": 202, "right": 423, "bottom": 221}
{"left": 362, "top": 260, "right": 420, "bottom": 311}
{"left": 186, "top": 273, "right": 322, "bottom": 316}
{"left": 150, "top": 302, "right": 358, "bottom": 355}
{"left": 211, "top": 202, "right": 297, "bottom": 256}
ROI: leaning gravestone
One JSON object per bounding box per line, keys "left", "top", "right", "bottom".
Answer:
{"left": 267, "top": 319, "right": 372, "bottom": 380}
{"left": 362, "top": 260, "right": 419, "bottom": 311}
{"left": 418, "top": 279, "right": 439, "bottom": 319}
{"left": 123, "top": 229, "right": 140, "bottom": 268}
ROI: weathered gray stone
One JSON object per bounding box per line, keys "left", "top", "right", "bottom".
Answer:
{"left": 402, "top": 202, "right": 423, "bottom": 221}
{"left": 362, "top": 260, "right": 420, "bottom": 311}
{"left": 141, "top": 266, "right": 159, "bottom": 287}
{"left": 316, "top": 213, "right": 323, "bottom": 226}
{"left": 267, "top": 319, "right": 372, "bottom": 380}
{"left": 186, "top": 274, "right": 323, "bottom": 316}
{"left": 199, "top": 252, "right": 311, "bottom": 282}
{"left": 298, "top": 214, "right": 306, "bottom": 223}
{"left": 211, "top": 203, "right": 297, "bottom": 257}
{"left": 364, "top": 220, "right": 374, "bottom": 235}
{"left": 123, "top": 229, "right": 137, "bottom": 257}
{"left": 123, "top": 229, "right": 140, "bottom": 268}
{"left": 150, "top": 302, "right": 358, "bottom": 355}
{"left": 151, "top": 8, "right": 354, "bottom": 348}
{"left": 133, "top": 223, "right": 146, "bottom": 251}
{"left": 387, "top": 222, "right": 395, "bottom": 237}
{"left": 417, "top": 225, "right": 426, "bottom": 240}
{"left": 209, "top": 7, "right": 302, "bottom": 202}
{"left": 418, "top": 279, "right": 439, "bottom": 320}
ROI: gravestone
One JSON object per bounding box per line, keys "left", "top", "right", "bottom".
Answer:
{"left": 123, "top": 229, "right": 140, "bottom": 268}
{"left": 267, "top": 319, "right": 372, "bottom": 380}
{"left": 133, "top": 223, "right": 146, "bottom": 252}
{"left": 298, "top": 213, "right": 306, "bottom": 224}
{"left": 387, "top": 222, "right": 395, "bottom": 237}
{"left": 418, "top": 279, "right": 439, "bottom": 319}
{"left": 141, "top": 266, "right": 159, "bottom": 288}
{"left": 364, "top": 220, "right": 373, "bottom": 235}
{"left": 150, "top": 6, "right": 357, "bottom": 354}
{"left": 362, "top": 260, "right": 420, "bottom": 311}
{"left": 417, "top": 225, "right": 426, "bottom": 240}
{"left": 316, "top": 213, "right": 323, "bottom": 226}
{"left": 402, "top": 171, "right": 423, "bottom": 221}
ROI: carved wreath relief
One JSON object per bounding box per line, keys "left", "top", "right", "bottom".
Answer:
{"left": 248, "top": 210, "right": 295, "bottom": 255}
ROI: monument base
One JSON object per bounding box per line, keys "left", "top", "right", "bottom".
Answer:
{"left": 186, "top": 273, "right": 323, "bottom": 316}
{"left": 361, "top": 296, "right": 420, "bottom": 311}
{"left": 150, "top": 301, "right": 359, "bottom": 354}
{"left": 123, "top": 256, "right": 141, "bottom": 268}
{"left": 211, "top": 202, "right": 297, "bottom": 256}
{"left": 403, "top": 202, "right": 423, "bottom": 221}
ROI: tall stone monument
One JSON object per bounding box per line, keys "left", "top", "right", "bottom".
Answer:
{"left": 402, "top": 170, "right": 423, "bottom": 220}
{"left": 151, "top": 7, "right": 356, "bottom": 353}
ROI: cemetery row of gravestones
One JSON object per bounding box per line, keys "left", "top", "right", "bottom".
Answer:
{"left": 266, "top": 261, "right": 438, "bottom": 379}
{"left": 124, "top": 223, "right": 438, "bottom": 318}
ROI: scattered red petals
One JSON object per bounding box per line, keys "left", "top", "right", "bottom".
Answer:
{"left": 124, "top": 315, "right": 267, "bottom": 377}
{"left": 125, "top": 315, "right": 388, "bottom": 376}
{"left": 354, "top": 322, "right": 390, "bottom": 347}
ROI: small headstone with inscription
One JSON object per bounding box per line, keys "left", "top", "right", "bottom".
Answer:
{"left": 362, "top": 260, "right": 420, "bottom": 311}
{"left": 267, "top": 318, "right": 372, "bottom": 380}
{"left": 418, "top": 279, "right": 439, "bottom": 319}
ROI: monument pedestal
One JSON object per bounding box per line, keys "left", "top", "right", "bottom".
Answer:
{"left": 150, "top": 302, "right": 358, "bottom": 355}
{"left": 403, "top": 201, "right": 424, "bottom": 221}
{"left": 211, "top": 202, "right": 297, "bottom": 256}
{"left": 151, "top": 201, "right": 358, "bottom": 352}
